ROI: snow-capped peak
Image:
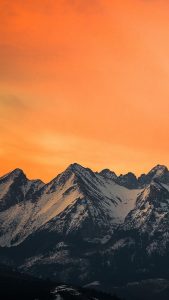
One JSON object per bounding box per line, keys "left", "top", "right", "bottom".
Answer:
{"left": 67, "top": 162, "right": 86, "bottom": 172}
{"left": 147, "top": 164, "right": 168, "bottom": 178}
{"left": 66, "top": 163, "right": 95, "bottom": 179}
{"left": 138, "top": 164, "right": 169, "bottom": 187}
{"left": 123, "top": 180, "right": 169, "bottom": 235}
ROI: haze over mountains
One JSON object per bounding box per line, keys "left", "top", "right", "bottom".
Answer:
{"left": 1, "top": 163, "right": 169, "bottom": 299}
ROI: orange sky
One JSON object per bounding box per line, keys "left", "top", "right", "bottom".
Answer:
{"left": 1, "top": 0, "right": 169, "bottom": 182}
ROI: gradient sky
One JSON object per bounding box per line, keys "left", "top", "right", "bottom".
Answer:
{"left": 1, "top": 0, "right": 169, "bottom": 181}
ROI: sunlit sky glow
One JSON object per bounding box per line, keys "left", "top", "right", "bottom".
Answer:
{"left": 1, "top": 0, "right": 169, "bottom": 181}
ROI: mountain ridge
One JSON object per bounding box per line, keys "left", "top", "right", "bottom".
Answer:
{"left": 1, "top": 162, "right": 169, "bottom": 299}
{"left": 2, "top": 162, "right": 168, "bottom": 186}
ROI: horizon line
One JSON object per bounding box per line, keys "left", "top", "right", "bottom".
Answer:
{"left": 0, "top": 162, "right": 167, "bottom": 184}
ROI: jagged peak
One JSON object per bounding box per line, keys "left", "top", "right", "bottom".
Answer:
{"left": 0, "top": 168, "right": 26, "bottom": 181}
{"left": 11, "top": 168, "right": 25, "bottom": 176}
{"left": 148, "top": 164, "right": 168, "bottom": 176}
{"left": 65, "top": 163, "right": 96, "bottom": 178}
{"left": 119, "top": 172, "right": 137, "bottom": 179}
{"left": 117, "top": 172, "right": 138, "bottom": 189}
{"left": 99, "top": 169, "right": 117, "bottom": 179}
{"left": 47, "top": 163, "right": 87, "bottom": 188}
{"left": 67, "top": 162, "right": 86, "bottom": 172}
{"left": 0, "top": 169, "right": 45, "bottom": 186}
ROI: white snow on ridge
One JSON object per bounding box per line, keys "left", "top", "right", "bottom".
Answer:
{"left": 161, "top": 183, "right": 169, "bottom": 192}
{"left": 36, "top": 173, "right": 84, "bottom": 222}
{"left": 94, "top": 175, "right": 142, "bottom": 223}
{"left": 0, "top": 178, "right": 14, "bottom": 201}
{"left": 54, "top": 285, "right": 81, "bottom": 298}
{"left": 0, "top": 166, "right": 142, "bottom": 246}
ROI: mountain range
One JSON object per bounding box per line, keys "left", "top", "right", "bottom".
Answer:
{"left": 1, "top": 163, "right": 169, "bottom": 299}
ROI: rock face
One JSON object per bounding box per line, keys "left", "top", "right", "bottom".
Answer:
{"left": 138, "top": 165, "right": 169, "bottom": 186}
{"left": 0, "top": 169, "right": 44, "bottom": 247}
{"left": 0, "top": 163, "right": 169, "bottom": 293}
{"left": 0, "top": 163, "right": 140, "bottom": 246}
{"left": 117, "top": 172, "right": 138, "bottom": 189}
